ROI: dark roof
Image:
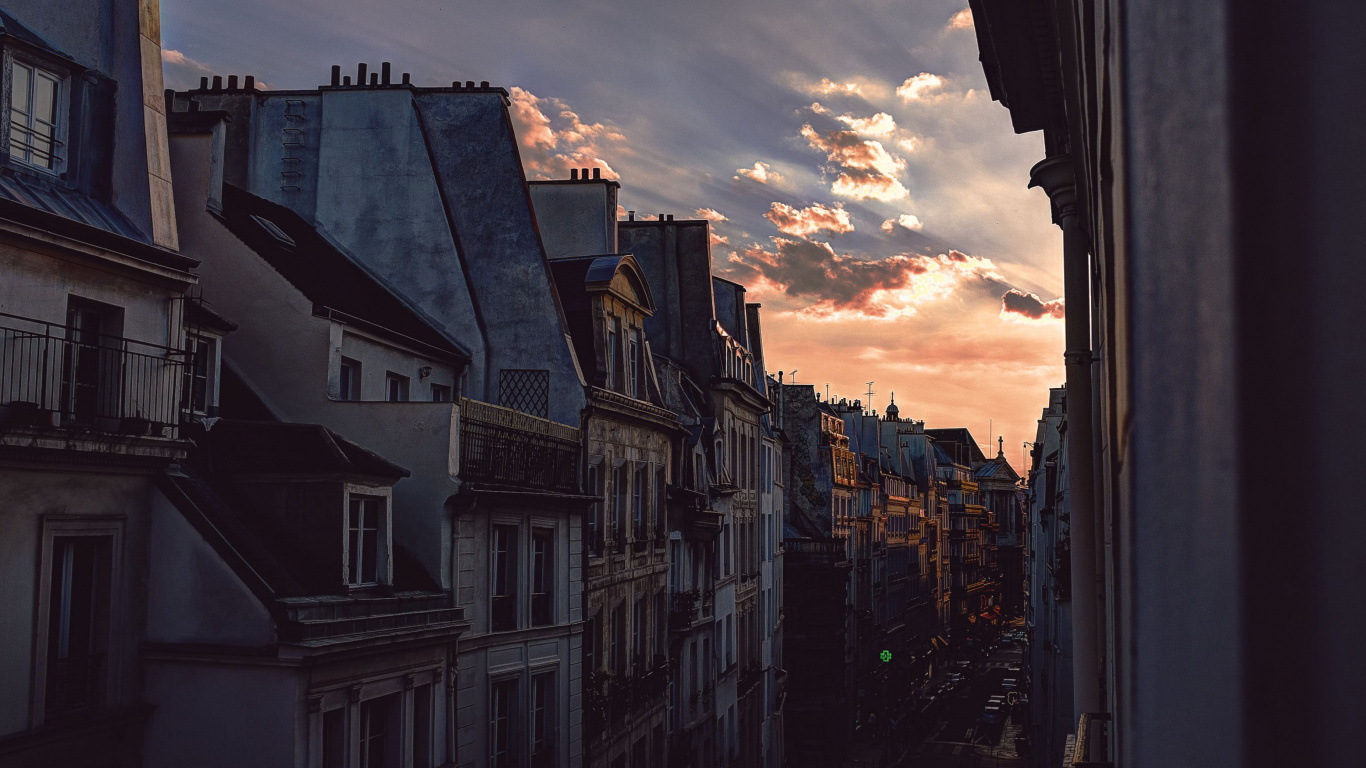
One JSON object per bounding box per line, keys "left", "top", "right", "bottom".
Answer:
{"left": 0, "top": 8, "right": 75, "bottom": 62}
{"left": 926, "top": 428, "right": 988, "bottom": 465}
{"left": 932, "top": 442, "right": 955, "bottom": 466}
{"left": 975, "top": 457, "right": 1020, "bottom": 482}
{"left": 186, "top": 299, "right": 239, "bottom": 334}
{"left": 0, "top": 166, "right": 177, "bottom": 250}
{"left": 201, "top": 420, "right": 410, "bottom": 480}
{"left": 216, "top": 183, "right": 470, "bottom": 362}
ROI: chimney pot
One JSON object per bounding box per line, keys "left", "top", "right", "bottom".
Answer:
{"left": 402, "top": 73, "right": 411, "bottom": 85}
{"left": 581, "top": 167, "right": 590, "bottom": 179}
{"left": 244, "top": 75, "right": 255, "bottom": 90}
{"left": 480, "top": 80, "right": 490, "bottom": 88}
{"left": 343, "top": 76, "right": 352, "bottom": 86}
{"left": 382, "top": 62, "right": 392, "bottom": 85}
{"left": 658, "top": 214, "right": 665, "bottom": 221}
{"left": 228, "top": 75, "right": 239, "bottom": 90}
{"left": 667, "top": 214, "right": 674, "bottom": 221}
{"left": 331, "top": 65, "right": 341, "bottom": 86}
{"left": 466, "top": 80, "right": 475, "bottom": 88}
{"left": 629, "top": 211, "right": 636, "bottom": 220}
{"left": 593, "top": 168, "right": 601, "bottom": 179}
{"left": 571, "top": 169, "right": 579, "bottom": 180}
{"left": 212, "top": 75, "right": 223, "bottom": 91}
{"left": 370, "top": 73, "right": 378, "bottom": 85}
{"left": 357, "top": 63, "right": 368, "bottom": 83}
{"left": 199, "top": 76, "right": 209, "bottom": 90}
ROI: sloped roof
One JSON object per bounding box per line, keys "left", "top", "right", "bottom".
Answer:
{"left": 201, "top": 420, "right": 410, "bottom": 480}
{"left": 216, "top": 183, "right": 469, "bottom": 361}
{"left": 926, "top": 427, "right": 988, "bottom": 465}
{"left": 0, "top": 166, "right": 172, "bottom": 250}
{"left": 0, "top": 8, "right": 75, "bottom": 62}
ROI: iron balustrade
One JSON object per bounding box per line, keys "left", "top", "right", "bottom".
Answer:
{"left": 0, "top": 312, "right": 188, "bottom": 435}
{"left": 457, "top": 398, "right": 580, "bottom": 494}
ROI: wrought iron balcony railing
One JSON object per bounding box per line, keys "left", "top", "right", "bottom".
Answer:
{"left": 0, "top": 312, "right": 188, "bottom": 436}
{"left": 458, "top": 397, "right": 580, "bottom": 494}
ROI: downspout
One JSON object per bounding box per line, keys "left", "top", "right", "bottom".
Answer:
{"left": 1030, "top": 155, "right": 1101, "bottom": 717}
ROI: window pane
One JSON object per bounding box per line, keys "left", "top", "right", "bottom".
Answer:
{"left": 12, "top": 64, "right": 30, "bottom": 113}
{"left": 413, "top": 684, "right": 433, "bottom": 768}
{"left": 35, "top": 72, "right": 58, "bottom": 123}
{"left": 46, "top": 536, "right": 110, "bottom": 714}
{"left": 323, "top": 709, "right": 345, "bottom": 768}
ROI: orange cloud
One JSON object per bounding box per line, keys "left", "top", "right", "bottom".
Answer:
{"left": 881, "top": 214, "right": 924, "bottom": 233}
{"left": 947, "top": 8, "right": 974, "bottom": 30}
{"left": 711, "top": 232, "right": 731, "bottom": 246}
{"left": 801, "top": 124, "right": 909, "bottom": 201}
{"left": 695, "top": 207, "right": 728, "bottom": 221}
{"left": 765, "top": 202, "right": 854, "bottom": 237}
{"left": 735, "top": 161, "right": 781, "bottom": 184}
{"left": 896, "top": 73, "right": 945, "bottom": 101}
{"left": 723, "top": 239, "right": 1003, "bottom": 319}
{"left": 808, "top": 78, "right": 864, "bottom": 96}
{"left": 508, "top": 86, "right": 623, "bottom": 180}
{"left": 1000, "top": 289, "right": 1065, "bottom": 321}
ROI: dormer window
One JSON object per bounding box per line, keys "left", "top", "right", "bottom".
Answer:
{"left": 607, "top": 316, "right": 621, "bottom": 391}
{"left": 9, "top": 60, "right": 64, "bottom": 172}
{"left": 628, "top": 331, "right": 640, "bottom": 398}
{"left": 346, "top": 494, "right": 389, "bottom": 587}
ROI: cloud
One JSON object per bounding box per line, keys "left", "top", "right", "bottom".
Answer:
{"left": 1000, "top": 289, "right": 1065, "bottom": 320}
{"left": 897, "top": 137, "right": 922, "bottom": 153}
{"left": 808, "top": 78, "right": 864, "bottom": 96}
{"left": 694, "top": 207, "right": 728, "bottom": 221}
{"left": 896, "top": 72, "right": 946, "bottom": 101}
{"left": 508, "top": 87, "right": 625, "bottom": 181}
{"left": 881, "top": 214, "right": 924, "bottom": 233}
{"left": 161, "top": 49, "right": 216, "bottom": 90}
{"left": 711, "top": 232, "right": 730, "bottom": 246}
{"left": 809, "top": 103, "right": 896, "bottom": 136}
{"left": 801, "top": 124, "right": 909, "bottom": 201}
{"left": 735, "top": 161, "right": 781, "bottom": 184}
{"left": 947, "top": 8, "right": 974, "bottom": 30}
{"left": 765, "top": 202, "right": 854, "bottom": 238}
{"left": 724, "top": 239, "right": 1004, "bottom": 319}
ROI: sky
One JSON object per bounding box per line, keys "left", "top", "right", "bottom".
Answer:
{"left": 160, "top": 0, "right": 1065, "bottom": 473}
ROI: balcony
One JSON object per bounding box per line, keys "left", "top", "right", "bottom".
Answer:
{"left": 670, "top": 589, "right": 713, "bottom": 632}
{"left": 784, "top": 538, "right": 851, "bottom": 568}
{"left": 457, "top": 397, "right": 580, "bottom": 494}
{"left": 1065, "top": 712, "right": 1112, "bottom": 767}
{"left": 0, "top": 312, "right": 187, "bottom": 439}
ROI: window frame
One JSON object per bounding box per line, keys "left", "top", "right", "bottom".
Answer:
{"left": 530, "top": 527, "right": 555, "bottom": 627}
{"left": 31, "top": 516, "right": 123, "bottom": 727}
{"left": 430, "top": 383, "right": 451, "bottom": 402}
{"left": 385, "top": 371, "right": 410, "bottom": 402}
{"left": 490, "top": 523, "right": 519, "bottom": 632}
{"left": 6, "top": 54, "right": 69, "bottom": 174}
{"left": 180, "top": 333, "right": 216, "bottom": 417}
{"left": 339, "top": 356, "right": 362, "bottom": 401}
{"left": 345, "top": 489, "right": 391, "bottom": 588}
{"left": 489, "top": 675, "right": 521, "bottom": 768}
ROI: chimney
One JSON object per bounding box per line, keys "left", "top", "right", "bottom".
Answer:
{"left": 571, "top": 169, "right": 579, "bottom": 180}
{"left": 331, "top": 65, "right": 341, "bottom": 86}
{"left": 212, "top": 75, "right": 222, "bottom": 90}
{"left": 381, "top": 62, "right": 391, "bottom": 85}
{"left": 402, "top": 73, "right": 411, "bottom": 85}
{"left": 357, "top": 63, "right": 368, "bottom": 84}
{"left": 658, "top": 213, "right": 665, "bottom": 221}
{"left": 480, "top": 81, "right": 490, "bottom": 88}
{"left": 628, "top": 211, "right": 636, "bottom": 221}
{"left": 593, "top": 168, "right": 602, "bottom": 180}
{"left": 343, "top": 76, "right": 352, "bottom": 86}
{"left": 199, "top": 76, "right": 208, "bottom": 90}
{"left": 581, "top": 167, "right": 591, "bottom": 179}
{"left": 227, "top": 75, "right": 239, "bottom": 90}
{"left": 369, "top": 73, "right": 378, "bottom": 85}
{"left": 466, "top": 80, "right": 475, "bottom": 88}
{"left": 667, "top": 214, "right": 674, "bottom": 221}
{"left": 244, "top": 75, "right": 255, "bottom": 90}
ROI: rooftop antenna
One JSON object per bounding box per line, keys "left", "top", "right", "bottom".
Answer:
{"left": 865, "top": 382, "right": 875, "bottom": 411}
{"left": 790, "top": 369, "right": 798, "bottom": 384}
{"left": 826, "top": 383, "right": 830, "bottom": 402}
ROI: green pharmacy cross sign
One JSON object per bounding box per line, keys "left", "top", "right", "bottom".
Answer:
{"left": 880, "top": 650, "right": 892, "bottom": 663}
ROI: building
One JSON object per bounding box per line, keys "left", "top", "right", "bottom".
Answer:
{"left": 0, "top": 0, "right": 188, "bottom": 763}
{"left": 977, "top": 438, "right": 1024, "bottom": 617}
{"left": 968, "top": 0, "right": 1366, "bottom": 764}
{"left": 1024, "top": 387, "right": 1073, "bottom": 768}
{"left": 169, "top": 69, "right": 591, "bottom": 768}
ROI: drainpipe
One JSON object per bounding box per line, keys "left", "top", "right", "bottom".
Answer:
{"left": 1029, "top": 155, "right": 1101, "bottom": 717}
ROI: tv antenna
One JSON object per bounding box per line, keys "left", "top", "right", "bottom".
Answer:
{"left": 865, "top": 382, "right": 875, "bottom": 409}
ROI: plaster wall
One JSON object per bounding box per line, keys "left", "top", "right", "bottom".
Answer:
{"left": 146, "top": 486, "right": 274, "bottom": 645}
{"left": 528, "top": 182, "right": 618, "bottom": 260}
{"left": 142, "top": 661, "right": 297, "bottom": 768}
{"left": 337, "top": 329, "right": 458, "bottom": 402}
{"left": 0, "top": 469, "right": 154, "bottom": 737}
{"left": 617, "top": 221, "right": 715, "bottom": 381}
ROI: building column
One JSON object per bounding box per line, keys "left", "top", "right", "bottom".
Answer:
{"left": 1029, "top": 155, "right": 1102, "bottom": 717}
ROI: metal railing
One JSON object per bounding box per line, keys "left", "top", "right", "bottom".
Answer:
{"left": 0, "top": 312, "right": 186, "bottom": 435}
{"left": 458, "top": 398, "right": 580, "bottom": 493}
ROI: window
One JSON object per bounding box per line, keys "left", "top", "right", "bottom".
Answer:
{"left": 347, "top": 495, "right": 385, "bottom": 586}
{"left": 723, "top": 521, "right": 732, "bottom": 576}
{"left": 654, "top": 591, "right": 666, "bottom": 661}
{"left": 414, "top": 684, "right": 433, "bottom": 768}
{"left": 430, "top": 383, "right": 451, "bottom": 402}
{"left": 386, "top": 372, "right": 409, "bottom": 402}
{"left": 491, "top": 524, "right": 518, "bottom": 631}
{"left": 339, "top": 357, "right": 361, "bottom": 400}
{"left": 633, "top": 597, "right": 645, "bottom": 666}
{"left": 628, "top": 331, "right": 640, "bottom": 398}
{"left": 654, "top": 466, "right": 666, "bottom": 539}
{"left": 9, "top": 61, "right": 63, "bottom": 171}
{"left": 491, "top": 678, "right": 520, "bottom": 768}
{"left": 587, "top": 462, "right": 602, "bottom": 556}
{"left": 585, "top": 613, "right": 599, "bottom": 673}
{"left": 611, "top": 603, "right": 626, "bottom": 673}
{"left": 613, "top": 466, "right": 626, "bottom": 553}
{"left": 632, "top": 465, "right": 645, "bottom": 539}
{"left": 607, "top": 317, "right": 620, "bottom": 390}
{"left": 360, "top": 692, "right": 401, "bottom": 768}
{"left": 532, "top": 528, "right": 554, "bottom": 626}
{"left": 725, "top": 614, "right": 734, "bottom": 668}
{"left": 43, "top": 536, "right": 110, "bottom": 715}
{"left": 531, "top": 673, "right": 555, "bottom": 767}
{"left": 323, "top": 708, "right": 345, "bottom": 768}
{"left": 181, "top": 334, "right": 213, "bottom": 415}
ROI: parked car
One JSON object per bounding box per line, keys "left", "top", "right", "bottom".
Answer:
{"left": 1002, "top": 678, "right": 1018, "bottom": 692}
{"left": 982, "top": 703, "right": 1004, "bottom": 724}
{"left": 1006, "top": 663, "right": 1022, "bottom": 672}
{"left": 946, "top": 672, "right": 965, "bottom": 686}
